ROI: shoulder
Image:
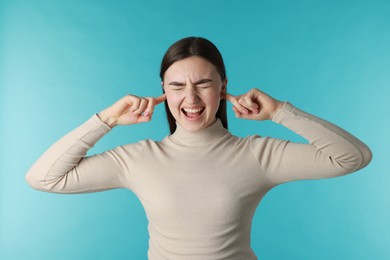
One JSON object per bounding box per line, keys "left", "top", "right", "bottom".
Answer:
{"left": 121, "top": 138, "right": 162, "bottom": 150}
{"left": 223, "top": 132, "right": 269, "bottom": 149}
{"left": 225, "top": 131, "right": 265, "bottom": 142}
{"left": 232, "top": 134, "right": 281, "bottom": 155}
{"left": 114, "top": 139, "right": 164, "bottom": 158}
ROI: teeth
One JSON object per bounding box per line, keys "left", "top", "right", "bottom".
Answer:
{"left": 183, "top": 108, "right": 203, "bottom": 113}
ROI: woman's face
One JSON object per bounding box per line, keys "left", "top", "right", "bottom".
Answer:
{"left": 162, "top": 56, "right": 226, "bottom": 133}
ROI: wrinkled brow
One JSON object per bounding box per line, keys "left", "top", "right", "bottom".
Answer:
{"left": 168, "top": 79, "right": 213, "bottom": 86}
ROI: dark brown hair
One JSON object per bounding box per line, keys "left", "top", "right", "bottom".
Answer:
{"left": 160, "top": 37, "right": 228, "bottom": 134}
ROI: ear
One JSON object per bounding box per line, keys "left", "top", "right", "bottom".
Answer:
{"left": 220, "top": 78, "right": 228, "bottom": 99}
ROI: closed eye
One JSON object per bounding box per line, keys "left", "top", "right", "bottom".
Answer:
{"left": 170, "top": 87, "right": 184, "bottom": 91}
{"left": 168, "top": 82, "right": 185, "bottom": 91}
{"left": 195, "top": 79, "right": 213, "bottom": 89}
{"left": 195, "top": 79, "right": 213, "bottom": 85}
{"left": 167, "top": 79, "right": 213, "bottom": 90}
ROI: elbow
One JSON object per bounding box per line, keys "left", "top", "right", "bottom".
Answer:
{"left": 340, "top": 145, "right": 373, "bottom": 174}
{"left": 25, "top": 168, "right": 51, "bottom": 192}
{"left": 26, "top": 166, "right": 71, "bottom": 193}
{"left": 25, "top": 170, "right": 43, "bottom": 191}
{"left": 359, "top": 144, "right": 373, "bottom": 169}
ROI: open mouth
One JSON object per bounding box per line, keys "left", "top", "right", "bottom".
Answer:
{"left": 181, "top": 107, "right": 205, "bottom": 119}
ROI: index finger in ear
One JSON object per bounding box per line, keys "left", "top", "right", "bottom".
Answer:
{"left": 223, "top": 92, "right": 235, "bottom": 102}
{"left": 155, "top": 94, "right": 166, "bottom": 105}
{"left": 224, "top": 92, "right": 248, "bottom": 114}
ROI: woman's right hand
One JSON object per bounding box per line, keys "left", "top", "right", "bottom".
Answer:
{"left": 97, "top": 94, "right": 166, "bottom": 128}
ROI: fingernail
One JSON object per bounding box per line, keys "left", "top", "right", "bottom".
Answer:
{"left": 143, "top": 112, "right": 149, "bottom": 117}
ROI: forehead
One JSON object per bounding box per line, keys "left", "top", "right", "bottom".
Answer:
{"left": 164, "top": 56, "right": 219, "bottom": 82}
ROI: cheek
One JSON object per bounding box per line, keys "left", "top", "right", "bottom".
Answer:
{"left": 165, "top": 91, "right": 182, "bottom": 112}
{"left": 202, "top": 91, "right": 221, "bottom": 108}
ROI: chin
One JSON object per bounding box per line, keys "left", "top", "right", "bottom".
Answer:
{"left": 179, "top": 117, "right": 216, "bottom": 133}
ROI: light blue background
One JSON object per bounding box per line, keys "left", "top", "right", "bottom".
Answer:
{"left": 1, "top": 0, "right": 389, "bottom": 259}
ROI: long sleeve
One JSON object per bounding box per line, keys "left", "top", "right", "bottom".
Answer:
{"left": 25, "top": 114, "right": 141, "bottom": 193}
{"left": 250, "top": 102, "right": 372, "bottom": 185}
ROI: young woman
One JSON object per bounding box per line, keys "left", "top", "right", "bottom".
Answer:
{"left": 26, "top": 37, "right": 372, "bottom": 260}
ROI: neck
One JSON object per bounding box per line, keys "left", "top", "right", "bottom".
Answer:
{"left": 169, "top": 118, "right": 228, "bottom": 146}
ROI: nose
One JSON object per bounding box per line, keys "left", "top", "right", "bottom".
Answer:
{"left": 185, "top": 86, "right": 200, "bottom": 104}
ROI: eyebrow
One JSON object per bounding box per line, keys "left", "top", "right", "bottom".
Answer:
{"left": 168, "top": 79, "right": 213, "bottom": 86}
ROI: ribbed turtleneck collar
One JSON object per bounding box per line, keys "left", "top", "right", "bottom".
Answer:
{"left": 167, "top": 119, "right": 228, "bottom": 147}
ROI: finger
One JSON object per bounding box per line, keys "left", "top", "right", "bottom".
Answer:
{"left": 224, "top": 92, "right": 248, "bottom": 114}
{"left": 136, "top": 114, "right": 152, "bottom": 123}
{"left": 128, "top": 97, "right": 140, "bottom": 112}
{"left": 142, "top": 97, "right": 155, "bottom": 117}
{"left": 232, "top": 106, "right": 251, "bottom": 118}
{"left": 155, "top": 94, "right": 166, "bottom": 105}
{"left": 232, "top": 106, "right": 242, "bottom": 118}
{"left": 123, "top": 94, "right": 136, "bottom": 104}
{"left": 132, "top": 98, "right": 148, "bottom": 115}
{"left": 243, "top": 96, "right": 259, "bottom": 113}
{"left": 237, "top": 98, "right": 250, "bottom": 114}
{"left": 141, "top": 94, "right": 166, "bottom": 117}
{"left": 223, "top": 92, "right": 235, "bottom": 101}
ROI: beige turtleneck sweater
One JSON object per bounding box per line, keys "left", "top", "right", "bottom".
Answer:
{"left": 25, "top": 102, "right": 372, "bottom": 260}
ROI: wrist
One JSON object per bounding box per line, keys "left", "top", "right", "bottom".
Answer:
{"left": 270, "top": 101, "right": 285, "bottom": 120}
{"left": 97, "top": 111, "right": 117, "bottom": 128}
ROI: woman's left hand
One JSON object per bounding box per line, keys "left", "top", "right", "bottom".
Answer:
{"left": 224, "top": 88, "right": 284, "bottom": 121}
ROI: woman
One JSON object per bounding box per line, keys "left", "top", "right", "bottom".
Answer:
{"left": 26, "top": 37, "right": 372, "bottom": 259}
